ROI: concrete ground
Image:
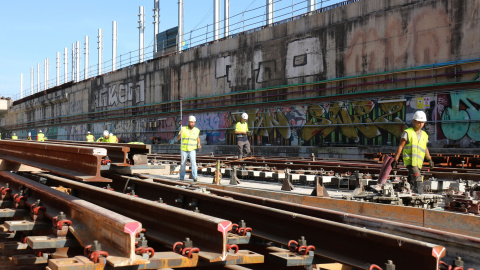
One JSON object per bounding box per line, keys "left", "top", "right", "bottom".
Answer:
{"left": 158, "top": 170, "right": 351, "bottom": 199}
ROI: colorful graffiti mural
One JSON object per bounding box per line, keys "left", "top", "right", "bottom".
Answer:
{"left": 438, "top": 91, "right": 480, "bottom": 141}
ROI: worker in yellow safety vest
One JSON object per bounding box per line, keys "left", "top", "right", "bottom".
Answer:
{"left": 108, "top": 133, "right": 118, "bottom": 143}
{"left": 392, "top": 111, "right": 433, "bottom": 194}
{"left": 27, "top": 132, "right": 32, "bottom": 140}
{"left": 86, "top": 131, "right": 95, "bottom": 142}
{"left": 176, "top": 115, "right": 201, "bottom": 182}
{"left": 11, "top": 133, "right": 18, "bottom": 140}
{"left": 96, "top": 130, "right": 110, "bottom": 142}
{"left": 37, "top": 130, "right": 47, "bottom": 141}
{"left": 235, "top": 113, "right": 251, "bottom": 159}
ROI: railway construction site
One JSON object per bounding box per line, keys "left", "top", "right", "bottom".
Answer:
{"left": 2, "top": 0, "right": 480, "bottom": 269}
{"left": 0, "top": 140, "right": 478, "bottom": 270}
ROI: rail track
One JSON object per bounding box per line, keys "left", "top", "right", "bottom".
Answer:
{"left": 0, "top": 141, "right": 478, "bottom": 269}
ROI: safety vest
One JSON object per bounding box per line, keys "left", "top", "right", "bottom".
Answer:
{"left": 235, "top": 122, "right": 249, "bottom": 133}
{"left": 108, "top": 135, "right": 118, "bottom": 143}
{"left": 86, "top": 134, "right": 95, "bottom": 142}
{"left": 27, "top": 136, "right": 32, "bottom": 141}
{"left": 11, "top": 135, "right": 18, "bottom": 140}
{"left": 403, "top": 127, "right": 428, "bottom": 169}
{"left": 37, "top": 133, "right": 46, "bottom": 141}
{"left": 96, "top": 137, "right": 108, "bottom": 142}
{"left": 128, "top": 142, "right": 144, "bottom": 144}
{"left": 181, "top": 126, "right": 200, "bottom": 152}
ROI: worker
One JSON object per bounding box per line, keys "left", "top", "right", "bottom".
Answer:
{"left": 392, "top": 111, "right": 434, "bottom": 194}
{"left": 177, "top": 115, "right": 201, "bottom": 182}
{"left": 235, "top": 113, "right": 251, "bottom": 159}
{"left": 96, "top": 130, "right": 110, "bottom": 142}
{"left": 11, "top": 133, "right": 18, "bottom": 140}
{"left": 109, "top": 133, "right": 118, "bottom": 143}
{"left": 86, "top": 131, "right": 95, "bottom": 142}
{"left": 27, "top": 132, "right": 32, "bottom": 141}
{"left": 37, "top": 130, "right": 47, "bottom": 141}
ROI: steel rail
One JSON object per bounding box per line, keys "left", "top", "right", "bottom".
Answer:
{"left": 139, "top": 174, "right": 480, "bottom": 238}
{"left": 35, "top": 140, "right": 132, "bottom": 166}
{"left": 0, "top": 171, "right": 142, "bottom": 267}
{"left": 98, "top": 172, "right": 445, "bottom": 269}
{"left": 148, "top": 154, "right": 480, "bottom": 180}
{"left": 28, "top": 172, "right": 242, "bottom": 264}
{"left": 47, "top": 139, "right": 151, "bottom": 154}
{"left": 0, "top": 141, "right": 110, "bottom": 182}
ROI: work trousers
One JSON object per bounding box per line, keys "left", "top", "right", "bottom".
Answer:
{"left": 238, "top": 140, "right": 251, "bottom": 159}
{"left": 406, "top": 165, "right": 424, "bottom": 194}
{"left": 180, "top": 150, "right": 197, "bottom": 180}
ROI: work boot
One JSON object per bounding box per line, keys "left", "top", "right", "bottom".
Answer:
{"left": 193, "top": 178, "right": 198, "bottom": 182}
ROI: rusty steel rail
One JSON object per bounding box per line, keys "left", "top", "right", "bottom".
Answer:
{"left": 0, "top": 141, "right": 110, "bottom": 182}
{"left": 97, "top": 172, "right": 446, "bottom": 269}
{"left": 36, "top": 140, "right": 132, "bottom": 166}
{"left": 28, "top": 172, "right": 253, "bottom": 265}
{"left": 0, "top": 171, "right": 142, "bottom": 267}
{"left": 149, "top": 154, "right": 480, "bottom": 181}
{"left": 48, "top": 139, "right": 151, "bottom": 155}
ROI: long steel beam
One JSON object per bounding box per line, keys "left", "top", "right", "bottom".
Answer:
{"left": 0, "top": 171, "right": 142, "bottom": 267}
{"left": 100, "top": 173, "right": 446, "bottom": 269}
{"left": 30, "top": 172, "right": 241, "bottom": 263}
{"left": 36, "top": 140, "right": 131, "bottom": 166}
{"left": 48, "top": 139, "right": 151, "bottom": 154}
{"left": 0, "top": 141, "right": 110, "bottom": 182}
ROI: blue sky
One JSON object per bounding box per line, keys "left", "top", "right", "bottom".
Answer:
{"left": 0, "top": 0, "right": 342, "bottom": 99}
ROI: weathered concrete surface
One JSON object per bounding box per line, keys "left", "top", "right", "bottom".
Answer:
{"left": 1, "top": 0, "right": 480, "bottom": 148}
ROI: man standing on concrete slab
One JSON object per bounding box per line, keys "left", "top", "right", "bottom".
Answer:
{"left": 177, "top": 115, "right": 201, "bottom": 182}
{"left": 11, "top": 133, "right": 18, "bottom": 140}
{"left": 235, "top": 113, "right": 251, "bottom": 159}
{"left": 392, "top": 111, "right": 434, "bottom": 194}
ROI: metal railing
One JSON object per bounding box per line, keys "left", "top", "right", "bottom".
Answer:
{"left": 13, "top": 0, "right": 357, "bottom": 101}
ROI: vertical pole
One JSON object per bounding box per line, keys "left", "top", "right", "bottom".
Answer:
{"left": 44, "top": 59, "right": 47, "bottom": 90}
{"left": 214, "top": 0, "right": 220, "bottom": 40}
{"left": 179, "top": 96, "right": 183, "bottom": 151}
{"left": 37, "top": 63, "right": 40, "bottom": 93}
{"left": 46, "top": 58, "right": 49, "bottom": 89}
{"left": 64, "top": 47, "right": 68, "bottom": 83}
{"left": 266, "top": 0, "right": 274, "bottom": 25}
{"left": 224, "top": 0, "right": 230, "bottom": 37}
{"left": 76, "top": 41, "right": 80, "bottom": 82}
{"left": 112, "top": 21, "right": 117, "bottom": 71}
{"left": 138, "top": 6, "right": 145, "bottom": 62}
{"left": 98, "top": 28, "right": 103, "bottom": 75}
{"left": 85, "top": 36, "right": 89, "bottom": 79}
{"left": 177, "top": 0, "right": 184, "bottom": 52}
{"left": 30, "top": 67, "right": 34, "bottom": 95}
{"left": 308, "top": 0, "right": 316, "bottom": 12}
{"left": 56, "top": 52, "right": 60, "bottom": 86}
{"left": 153, "top": 0, "right": 160, "bottom": 54}
{"left": 71, "top": 43, "right": 75, "bottom": 82}
{"left": 20, "top": 74, "right": 23, "bottom": 99}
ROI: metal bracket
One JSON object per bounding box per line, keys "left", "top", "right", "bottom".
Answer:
{"left": 281, "top": 173, "right": 294, "bottom": 191}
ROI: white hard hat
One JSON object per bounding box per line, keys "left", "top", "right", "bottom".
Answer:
{"left": 241, "top": 113, "right": 248, "bottom": 120}
{"left": 39, "top": 130, "right": 42, "bottom": 133}
{"left": 188, "top": 115, "right": 196, "bottom": 122}
{"left": 413, "top": 111, "right": 427, "bottom": 122}
{"left": 28, "top": 132, "right": 31, "bottom": 136}
{"left": 103, "top": 130, "right": 109, "bottom": 137}
{"left": 13, "top": 133, "right": 16, "bottom": 136}
{"left": 110, "top": 133, "right": 113, "bottom": 136}
{"left": 87, "top": 131, "right": 91, "bottom": 134}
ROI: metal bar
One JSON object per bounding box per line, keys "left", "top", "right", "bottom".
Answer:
{"left": 0, "top": 172, "right": 142, "bottom": 266}
{"left": 47, "top": 139, "right": 151, "bottom": 154}
{"left": 33, "top": 140, "right": 131, "bottom": 166}
{"left": 101, "top": 173, "right": 445, "bottom": 269}
{"left": 0, "top": 141, "right": 110, "bottom": 182}
{"left": 33, "top": 172, "right": 237, "bottom": 263}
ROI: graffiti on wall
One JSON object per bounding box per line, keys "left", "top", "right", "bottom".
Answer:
{"left": 438, "top": 91, "right": 480, "bottom": 141}
{"left": 94, "top": 80, "right": 145, "bottom": 109}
